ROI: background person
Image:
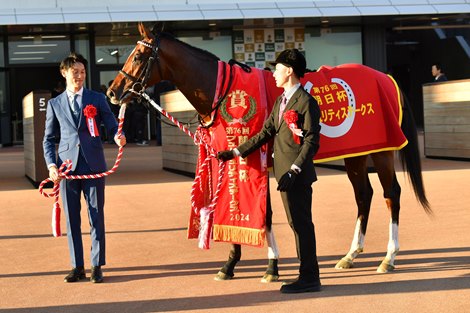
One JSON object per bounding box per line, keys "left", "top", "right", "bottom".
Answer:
{"left": 132, "top": 97, "right": 149, "bottom": 145}
{"left": 217, "top": 49, "right": 322, "bottom": 294}
{"left": 432, "top": 63, "right": 448, "bottom": 82}
{"left": 43, "top": 52, "right": 126, "bottom": 283}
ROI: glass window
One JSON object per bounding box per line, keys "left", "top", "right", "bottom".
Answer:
{"left": 8, "top": 35, "right": 70, "bottom": 64}
{"left": 74, "top": 34, "right": 91, "bottom": 86}
{"left": 100, "top": 70, "right": 120, "bottom": 88}
{"left": 74, "top": 34, "right": 90, "bottom": 62}
{"left": 95, "top": 43, "right": 138, "bottom": 65}
{"left": 0, "top": 39, "right": 4, "bottom": 67}
{"left": 0, "top": 71, "right": 6, "bottom": 114}
{"left": 305, "top": 27, "right": 362, "bottom": 70}
{"left": 95, "top": 24, "right": 140, "bottom": 65}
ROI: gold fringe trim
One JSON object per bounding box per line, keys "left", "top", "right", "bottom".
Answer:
{"left": 213, "top": 224, "right": 265, "bottom": 247}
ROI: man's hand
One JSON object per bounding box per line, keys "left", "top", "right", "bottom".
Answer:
{"left": 48, "top": 165, "right": 60, "bottom": 183}
{"left": 277, "top": 169, "right": 298, "bottom": 191}
{"left": 217, "top": 150, "right": 235, "bottom": 162}
{"left": 114, "top": 134, "right": 127, "bottom": 147}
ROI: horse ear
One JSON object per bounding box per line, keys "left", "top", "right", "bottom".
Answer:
{"left": 138, "top": 22, "right": 154, "bottom": 40}
{"left": 151, "top": 22, "right": 165, "bottom": 35}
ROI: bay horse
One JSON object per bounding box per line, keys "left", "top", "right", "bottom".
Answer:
{"left": 107, "top": 23, "right": 431, "bottom": 278}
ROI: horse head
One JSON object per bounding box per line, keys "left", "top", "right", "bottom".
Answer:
{"left": 107, "top": 22, "right": 162, "bottom": 106}
{"left": 107, "top": 22, "right": 220, "bottom": 125}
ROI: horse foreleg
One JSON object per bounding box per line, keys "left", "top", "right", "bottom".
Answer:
{"left": 336, "top": 157, "right": 372, "bottom": 270}
{"left": 261, "top": 227, "right": 279, "bottom": 283}
{"left": 214, "top": 244, "right": 241, "bottom": 281}
{"left": 377, "top": 176, "right": 401, "bottom": 273}
{"left": 335, "top": 217, "right": 366, "bottom": 269}
{"left": 377, "top": 217, "right": 399, "bottom": 273}
{"left": 376, "top": 166, "right": 401, "bottom": 273}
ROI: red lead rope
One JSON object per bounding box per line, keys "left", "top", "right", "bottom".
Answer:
{"left": 138, "top": 92, "right": 225, "bottom": 249}
{"left": 39, "top": 104, "right": 127, "bottom": 237}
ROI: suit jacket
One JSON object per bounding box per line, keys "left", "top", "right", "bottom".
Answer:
{"left": 435, "top": 74, "right": 448, "bottom": 82}
{"left": 237, "top": 86, "right": 321, "bottom": 184}
{"left": 43, "top": 88, "right": 118, "bottom": 172}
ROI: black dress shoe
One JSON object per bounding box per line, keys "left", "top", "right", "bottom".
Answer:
{"left": 90, "top": 266, "right": 103, "bottom": 283}
{"left": 280, "top": 278, "right": 321, "bottom": 294}
{"left": 64, "top": 267, "right": 86, "bottom": 283}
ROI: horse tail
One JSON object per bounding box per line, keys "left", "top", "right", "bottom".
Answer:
{"left": 398, "top": 93, "right": 432, "bottom": 214}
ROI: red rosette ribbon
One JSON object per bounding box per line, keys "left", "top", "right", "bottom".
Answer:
{"left": 83, "top": 104, "right": 100, "bottom": 137}
{"left": 283, "top": 109, "right": 303, "bottom": 144}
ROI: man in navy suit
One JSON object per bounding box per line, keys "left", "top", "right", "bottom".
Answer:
{"left": 43, "top": 52, "right": 126, "bottom": 283}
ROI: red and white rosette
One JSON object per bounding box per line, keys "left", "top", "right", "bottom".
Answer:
{"left": 283, "top": 109, "right": 303, "bottom": 144}
{"left": 83, "top": 104, "right": 100, "bottom": 137}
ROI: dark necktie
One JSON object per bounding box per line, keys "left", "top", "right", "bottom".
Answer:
{"left": 72, "top": 94, "right": 80, "bottom": 124}
{"left": 278, "top": 95, "right": 287, "bottom": 124}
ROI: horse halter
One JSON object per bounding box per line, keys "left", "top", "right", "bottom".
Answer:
{"left": 119, "top": 37, "right": 161, "bottom": 97}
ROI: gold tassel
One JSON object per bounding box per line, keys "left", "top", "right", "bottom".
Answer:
{"left": 213, "top": 224, "right": 265, "bottom": 247}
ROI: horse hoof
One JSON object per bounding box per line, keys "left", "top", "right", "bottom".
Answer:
{"left": 377, "top": 261, "right": 395, "bottom": 273}
{"left": 335, "top": 257, "right": 354, "bottom": 269}
{"left": 260, "top": 274, "right": 279, "bottom": 283}
{"left": 214, "top": 271, "right": 233, "bottom": 281}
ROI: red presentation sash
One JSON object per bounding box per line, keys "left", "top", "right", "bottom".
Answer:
{"left": 188, "top": 62, "right": 270, "bottom": 248}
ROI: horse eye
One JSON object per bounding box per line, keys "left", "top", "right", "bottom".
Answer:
{"left": 133, "top": 53, "right": 143, "bottom": 63}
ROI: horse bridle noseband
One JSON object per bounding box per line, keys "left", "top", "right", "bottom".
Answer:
{"left": 119, "top": 37, "right": 161, "bottom": 96}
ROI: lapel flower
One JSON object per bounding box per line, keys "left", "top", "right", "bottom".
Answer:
{"left": 83, "top": 104, "right": 97, "bottom": 119}
{"left": 283, "top": 110, "right": 303, "bottom": 144}
{"left": 83, "top": 104, "right": 100, "bottom": 137}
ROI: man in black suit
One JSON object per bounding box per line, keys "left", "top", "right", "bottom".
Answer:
{"left": 218, "top": 49, "right": 322, "bottom": 293}
{"left": 432, "top": 63, "right": 448, "bottom": 82}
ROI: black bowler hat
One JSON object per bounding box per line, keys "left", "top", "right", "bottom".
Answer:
{"left": 270, "top": 49, "right": 306, "bottom": 78}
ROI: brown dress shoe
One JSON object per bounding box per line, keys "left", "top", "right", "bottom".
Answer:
{"left": 64, "top": 267, "right": 86, "bottom": 283}
{"left": 90, "top": 266, "right": 103, "bottom": 283}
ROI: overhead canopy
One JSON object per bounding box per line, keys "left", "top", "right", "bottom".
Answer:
{"left": 1, "top": 0, "right": 469, "bottom": 25}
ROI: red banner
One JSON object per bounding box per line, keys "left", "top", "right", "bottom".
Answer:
{"left": 188, "top": 63, "right": 271, "bottom": 248}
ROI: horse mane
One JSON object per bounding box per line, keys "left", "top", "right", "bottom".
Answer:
{"left": 158, "top": 32, "right": 220, "bottom": 62}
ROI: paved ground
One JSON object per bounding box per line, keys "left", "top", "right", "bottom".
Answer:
{"left": 1, "top": 140, "right": 469, "bottom": 313}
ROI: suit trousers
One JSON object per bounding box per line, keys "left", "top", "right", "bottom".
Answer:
{"left": 61, "top": 151, "right": 106, "bottom": 268}
{"left": 280, "top": 182, "right": 320, "bottom": 281}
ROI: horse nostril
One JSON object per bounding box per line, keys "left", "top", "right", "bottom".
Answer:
{"left": 107, "top": 89, "right": 115, "bottom": 99}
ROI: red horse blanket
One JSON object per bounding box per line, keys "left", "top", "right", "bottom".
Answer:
{"left": 188, "top": 62, "right": 408, "bottom": 248}
{"left": 305, "top": 64, "right": 407, "bottom": 162}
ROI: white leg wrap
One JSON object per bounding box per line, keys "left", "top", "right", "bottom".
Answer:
{"left": 346, "top": 219, "right": 365, "bottom": 260}
{"left": 266, "top": 227, "right": 279, "bottom": 259}
{"left": 385, "top": 220, "right": 400, "bottom": 263}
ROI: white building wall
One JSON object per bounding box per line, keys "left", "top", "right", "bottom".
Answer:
{"left": 1, "top": 0, "right": 468, "bottom": 26}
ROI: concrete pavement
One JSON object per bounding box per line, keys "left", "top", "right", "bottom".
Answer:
{"left": 1, "top": 142, "right": 469, "bottom": 313}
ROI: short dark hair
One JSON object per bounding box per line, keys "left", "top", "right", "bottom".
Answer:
{"left": 433, "top": 62, "right": 443, "bottom": 71}
{"left": 60, "top": 52, "right": 88, "bottom": 72}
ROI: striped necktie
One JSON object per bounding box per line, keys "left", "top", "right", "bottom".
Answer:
{"left": 278, "top": 95, "right": 287, "bottom": 124}
{"left": 72, "top": 94, "right": 80, "bottom": 124}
